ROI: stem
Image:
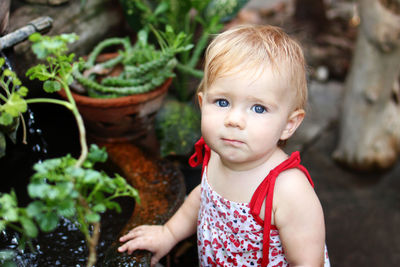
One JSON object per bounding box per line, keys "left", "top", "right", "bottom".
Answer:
{"left": 7, "top": 223, "right": 24, "bottom": 234}
{"left": 86, "top": 183, "right": 102, "bottom": 203}
{"left": 77, "top": 196, "right": 100, "bottom": 267}
{"left": 19, "top": 113, "right": 27, "bottom": 145}
{"left": 0, "top": 92, "right": 8, "bottom": 102}
{"left": 58, "top": 78, "right": 88, "bottom": 168}
{"left": 86, "top": 221, "right": 100, "bottom": 267}
{"left": 188, "top": 31, "right": 210, "bottom": 69}
{"left": 73, "top": 109, "right": 88, "bottom": 167}
{"left": 176, "top": 62, "right": 204, "bottom": 78}
{"left": 26, "top": 98, "right": 73, "bottom": 108}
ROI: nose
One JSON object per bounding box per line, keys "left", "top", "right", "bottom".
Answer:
{"left": 224, "top": 108, "right": 246, "bottom": 129}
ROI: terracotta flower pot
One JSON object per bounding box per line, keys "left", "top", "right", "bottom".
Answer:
{"left": 58, "top": 53, "right": 172, "bottom": 143}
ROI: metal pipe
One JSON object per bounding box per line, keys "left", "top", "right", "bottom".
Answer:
{"left": 0, "top": 16, "right": 53, "bottom": 51}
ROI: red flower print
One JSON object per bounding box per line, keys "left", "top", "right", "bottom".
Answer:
{"left": 219, "top": 197, "right": 231, "bottom": 209}
{"left": 215, "top": 221, "right": 224, "bottom": 231}
{"left": 212, "top": 238, "right": 222, "bottom": 249}
{"left": 229, "top": 234, "right": 241, "bottom": 247}
{"left": 234, "top": 210, "right": 247, "bottom": 223}
{"left": 247, "top": 244, "right": 258, "bottom": 251}
{"left": 227, "top": 221, "right": 239, "bottom": 234}
{"left": 227, "top": 256, "right": 238, "bottom": 266}
{"left": 207, "top": 256, "right": 217, "bottom": 267}
{"left": 218, "top": 210, "right": 227, "bottom": 219}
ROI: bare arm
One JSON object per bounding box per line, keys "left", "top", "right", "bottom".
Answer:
{"left": 274, "top": 169, "right": 326, "bottom": 267}
{"left": 118, "top": 185, "right": 201, "bottom": 266}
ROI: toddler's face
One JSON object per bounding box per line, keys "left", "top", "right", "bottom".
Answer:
{"left": 198, "top": 67, "right": 299, "bottom": 170}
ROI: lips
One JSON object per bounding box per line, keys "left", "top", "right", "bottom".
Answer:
{"left": 221, "top": 138, "right": 244, "bottom": 147}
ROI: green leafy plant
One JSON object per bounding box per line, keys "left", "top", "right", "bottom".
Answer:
{"left": 0, "top": 33, "right": 140, "bottom": 267}
{"left": 120, "top": 0, "right": 249, "bottom": 101}
{"left": 72, "top": 26, "right": 193, "bottom": 98}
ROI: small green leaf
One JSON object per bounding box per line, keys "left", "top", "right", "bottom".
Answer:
{"left": 105, "top": 201, "right": 121, "bottom": 213}
{"left": 66, "top": 166, "right": 85, "bottom": 179}
{"left": 20, "top": 216, "right": 38, "bottom": 238}
{"left": 81, "top": 170, "right": 101, "bottom": 183}
{"left": 2, "top": 93, "right": 27, "bottom": 116}
{"left": 60, "top": 33, "right": 79, "bottom": 44}
{"left": 3, "top": 69, "right": 13, "bottom": 77}
{"left": 85, "top": 213, "right": 100, "bottom": 223}
{"left": 137, "top": 30, "right": 149, "bottom": 46}
{"left": 43, "top": 80, "right": 61, "bottom": 93}
{"left": 154, "top": 2, "right": 168, "bottom": 16}
{"left": 86, "top": 144, "right": 107, "bottom": 164}
{"left": 1, "top": 208, "right": 18, "bottom": 222}
{"left": 17, "top": 86, "right": 29, "bottom": 97}
{"left": 0, "top": 193, "right": 18, "bottom": 222}
{"left": 28, "top": 182, "right": 49, "bottom": 198}
{"left": 57, "top": 200, "right": 75, "bottom": 217}
{"left": 26, "top": 64, "right": 50, "bottom": 81}
{"left": 92, "top": 203, "right": 106, "bottom": 213}
{"left": 0, "top": 113, "right": 13, "bottom": 126}
{"left": 37, "top": 212, "right": 59, "bottom": 232}
{"left": 28, "top": 32, "right": 42, "bottom": 42}
{"left": 26, "top": 201, "right": 45, "bottom": 217}
{"left": 66, "top": 73, "right": 74, "bottom": 85}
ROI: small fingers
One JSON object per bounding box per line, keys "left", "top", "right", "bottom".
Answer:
{"left": 119, "top": 226, "right": 146, "bottom": 242}
{"left": 118, "top": 238, "right": 145, "bottom": 254}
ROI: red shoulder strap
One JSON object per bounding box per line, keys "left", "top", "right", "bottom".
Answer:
{"left": 188, "top": 137, "right": 210, "bottom": 175}
{"left": 249, "top": 151, "right": 314, "bottom": 267}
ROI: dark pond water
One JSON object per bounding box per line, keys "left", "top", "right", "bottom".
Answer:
{"left": 0, "top": 197, "right": 134, "bottom": 267}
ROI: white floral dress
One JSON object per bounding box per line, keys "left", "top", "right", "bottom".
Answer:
{"left": 189, "top": 137, "right": 331, "bottom": 267}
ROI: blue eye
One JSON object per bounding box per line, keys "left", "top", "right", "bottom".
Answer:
{"left": 252, "top": 105, "right": 266, "bottom": 114}
{"left": 216, "top": 99, "right": 229, "bottom": 107}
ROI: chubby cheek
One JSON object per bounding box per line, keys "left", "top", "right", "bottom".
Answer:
{"left": 200, "top": 108, "right": 220, "bottom": 138}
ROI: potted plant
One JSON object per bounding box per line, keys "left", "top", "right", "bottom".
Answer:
{"left": 57, "top": 26, "right": 193, "bottom": 143}
{"left": 0, "top": 33, "right": 140, "bottom": 267}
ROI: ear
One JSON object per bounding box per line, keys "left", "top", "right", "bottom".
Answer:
{"left": 280, "top": 109, "right": 305, "bottom": 141}
{"left": 197, "top": 92, "right": 204, "bottom": 109}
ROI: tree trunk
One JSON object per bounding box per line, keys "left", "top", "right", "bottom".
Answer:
{"left": 333, "top": 0, "right": 400, "bottom": 171}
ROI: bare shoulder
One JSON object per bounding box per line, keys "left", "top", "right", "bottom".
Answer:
{"left": 273, "top": 167, "right": 324, "bottom": 227}
{"left": 274, "top": 167, "right": 315, "bottom": 198}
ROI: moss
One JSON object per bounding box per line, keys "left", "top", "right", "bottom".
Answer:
{"left": 155, "top": 99, "right": 201, "bottom": 157}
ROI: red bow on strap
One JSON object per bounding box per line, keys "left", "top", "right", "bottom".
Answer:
{"left": 189, "top": 137, "right": 210, "bottom": 174}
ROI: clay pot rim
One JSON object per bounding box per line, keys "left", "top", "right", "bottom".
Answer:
{"left": 58, "top": 77, "right": 171, "bottom": 108}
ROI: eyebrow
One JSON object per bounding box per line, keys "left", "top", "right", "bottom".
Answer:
{"left": 246, "top": 95, "right": 279, "bottom": 110}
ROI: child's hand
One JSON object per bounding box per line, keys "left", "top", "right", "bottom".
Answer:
{"left": 118, "top": 225, "right": 177, "bottom": 266}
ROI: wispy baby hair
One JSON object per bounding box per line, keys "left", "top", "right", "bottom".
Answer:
{"left": 198, "top": 24, "right": 307, "bottom": 110}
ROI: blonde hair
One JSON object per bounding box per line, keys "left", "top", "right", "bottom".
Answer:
{"left": 198, "top": 24, "right": 307, "bottom": 110}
